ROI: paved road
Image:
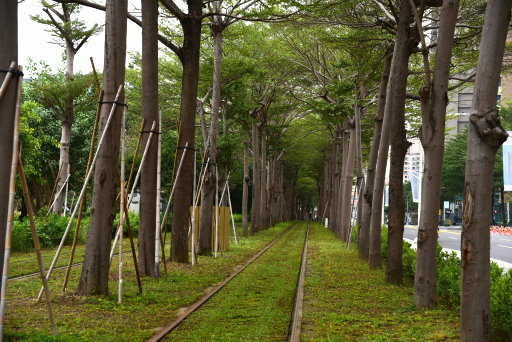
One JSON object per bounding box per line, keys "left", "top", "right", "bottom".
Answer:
{"left": 404, "top": 225, "right": 512, "bottom": 270}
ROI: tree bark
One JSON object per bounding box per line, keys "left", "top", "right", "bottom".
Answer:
{"left": 170, "top": 0, "right": 203, "bottom": 263}
{"left": 461, "top": 1, "right": 511, "bottom": 339}
{"left": 78, "top": 0, "right": 127, "bottom": 295}
{"left": 414, "top": 0, "right": 459, "bottom": 306}
{"left": 340, "top": 118, "right": 356, "bottom": 241}
{"left": 386, "top": 115, "right": 411, "bottom": 284}
{"left": 199, "top": 23, "right": 223, "bottom": 254}
{"left": 250, "top": 119, "right": 261, "bottom": 234}
{"left": 259, "top": 125, "right": 268, "bottom": 229}
{"left": 358, "top": 50, "right": 391, "bottom": 259}
{"left": 242, "top": 134, "right": 249, "bottom": 236}
{"left": 138, "top": 0, "right": 159, "bottom": 277}
{"left": 0, "top": 0, "right": 17, "bottom": 294}
{"left": 368, "top": 0, "right": 414, "bottom": 268}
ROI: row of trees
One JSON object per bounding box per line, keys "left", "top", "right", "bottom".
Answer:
{"left": 316, "top": 0, "right": 511, "bottom": 340}
{"left": 2, "top": 0, "right": 511, "bottom": 340}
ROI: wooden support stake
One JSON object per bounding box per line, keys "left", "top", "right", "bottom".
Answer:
{"left": 37, "top": 84, "right": 124, "bottom": 301}
{"left": 226, "top": 181, "right": 239, "bottom": 244}
{"left": 155, "top": 112, "right": 162, "bottom": 277}
{"left": 0, "top": 61, "right": 16, "bottom": 101}
{"left": 18, "top": 155, "right": 57, "bottom": 335}
{"left": 0, "top": 66, "right": 22, "bottom": 339}
{"left": 62, "top": 90, "right": 104, "bottom": 292}
{"left": 123, "top": 202, "right": 142, "bottom": 293}
{"left": 118, "top": 106, "right": 126, "bottom": 304}
{"left": 110, "top": 121, "right": 156, "bottom": 262}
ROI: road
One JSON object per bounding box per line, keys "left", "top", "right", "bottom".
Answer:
{"left": 404, "top": 225, "right": 512, "bottom": 270}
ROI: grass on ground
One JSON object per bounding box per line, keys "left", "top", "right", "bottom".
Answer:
{"left": 5, "top": 222, "right": 292, "bottom": 341}
{"left": 166, "top": 222, "right": 307, "bottom": 341}
{"left": 301, "top": 223, "right": 459, "bottom": 341}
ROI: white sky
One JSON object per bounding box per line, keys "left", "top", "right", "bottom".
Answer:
{"left": 18, "top": 0, "right": 143, "bottom": 78}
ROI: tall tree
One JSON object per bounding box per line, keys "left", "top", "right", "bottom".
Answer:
{"left": 461, "top": 0, "right": 511, "bottom": 339}
{"left": 368, "top": 0, "right": 415, "bottom": 268}
{"left": 0, "top": 0, "right": 18, "bottom": 293}
{"left": 358, "top": 49, "right": 391, "bottom": 259}
{"left": 77, "top": 0, "right": 127, "bottom": 295}
{"left": 414, "top": 0, "right": 459, "bottom": 305}
{"left": 32, "top": 2, "right": 100, "bottom": 215}
{"left": 159, "top": 0, "right": 204, "bottom": 262}
{"left": 138, "top": 0, "right": 159, "bottom": 277}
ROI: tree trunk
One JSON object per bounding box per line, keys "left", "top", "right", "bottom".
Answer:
{"left": 340, "top": 118, "right": 356, "bottom": 241}
{"left": 242, "top": 134, "right": 249, "bottom": 236}
{"left": 336, "top": 124, "right": 349, "bottom": 239}
{"left": 259, "top": 125, "right": 268, "bottom": 229}
{"left": 170, "top": 1, "right": 203, "bottom": 263}
{"left": 368, "top": 0, "right": 414, "bottom": 268}
{"left": 138, "top": 0, "right": 159, "bottom": 277}
{"left": 386, "top": 117, "right": 411, "bottom": 284}
{"left": 358, "top": 50, "right": 391, "bottom": 259}
{"left": 0, "top": 0, "right": 17, "bottom": 294}
{"left": 414, "top": 0, "right": 459, "bottom": 306}
{"left": 199, "top": 24, "right": 223, "bottom": 254}
{"left": 250, "top": 119, "right": 260, "bottom": 234}
{"left": 78, "top": 0, "right": 127, "bottom": 295}
{"left": 54, "top": 119, "right": 71, "bottom": 215}
{"left": 461, "top": 1, "right": 511, "bottom": 339}
{"left": 53, "top": 41, "right": 76, "bottom": 215}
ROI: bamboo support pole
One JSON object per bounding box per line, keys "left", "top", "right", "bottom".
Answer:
{"left": 110, "top": 121, "right": 156, "bottom": 262}
{"left": 0, "top": 66, "right": 22, "bottom": 339}
{"left": 118, "top": 106, "right": 126, "bottom": 304}
{"left": 62, "top": 90, "right": 104, "bottom": 292}
{"left": 18, "top": 155, "right": 57, "bottom": 335}
{"left": 126, "top": 119, "right": 146, "bottom": 192}
{"left": 0, "top": 61, "right": 16, "bottom": 101}
{"left": 214, "top": 167, "right": 219, "bottom": 259}
{"left": 160, "top": 142, "right": 188, "bottom": 236}
{"left": 47, "top": 172, "right": 71, "bottom": 213}
{"left": 123, "top": 202, "right": 142, "bottom": 293}
{"left": 63, "top": 166, "right": 69, "bottom": 216}
{"left": 155, "top": 113, "right": 162, "bottom": 277}
{"left": 37, "top": 84, "right": 124, "bottom": 301}
{"left": 89, "top": 57, "right": 101, "bottom": 96}
{"left": 46, "top": 163, "right": 64, "bottom": 210}
{"left": 226, "top": 182, "right": 239, "bottom": 244}
{"left": 189, "top": 157, "right": 210, "bottom": 266}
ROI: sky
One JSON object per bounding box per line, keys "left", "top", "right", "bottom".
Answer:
{"left": 18, "top": 0, "right": 143, "bottom": 78}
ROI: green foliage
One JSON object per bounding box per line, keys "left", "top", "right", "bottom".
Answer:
{"left": 113, "top": 211, "right": 139, "bottom": 237}
{"left": 402, "top": 241, "right": 416, "bottom": 282}
{"left": 490, "top": 264, "right": 512, "bottom": 338}
{"left": 11, "top": 210, "right": 88, "bottom": 252}
{"left": 436, "top": 248, "right": 461, "bottom": 308}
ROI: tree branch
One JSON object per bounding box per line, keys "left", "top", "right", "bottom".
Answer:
{"left": 53, "top": 0, "right": 182, "bottom": 56}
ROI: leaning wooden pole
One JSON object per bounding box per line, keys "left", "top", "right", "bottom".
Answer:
{"left": 214, "top": 167, "right": 219, "bottom": 258}
{"left": 190, "top": 157, "right": 210, "bottom": 266}
{"left": 18, "top": 155, "right": 57, "bottom": 335}
{"left": 123, "top": 202, "right": 143, "bottom": 293}
{"left": 126, "top": 118, "right": 146, "bottom": 192}
{"left": 0, "top": 65, "right": 22, "bottom": 339}
{"left": 226, "top": 182, "right": 239, "bottom": 244}
{"left": 0, "top": 62, "right": 16, "bottom": 101}
{"left": 110, "top": 121, "right": 156, "bottom": 262}
{"left": 155, "top": 112, "right": 162, "bottom": 277}
{"left": 37, "top": 84, "right": 124, "bottom": 301}
{"left": 118, "top": 106, "right": 126, "bottom": 304}
{"left": 62, "top": 90, "right": 104, "bottom": 292}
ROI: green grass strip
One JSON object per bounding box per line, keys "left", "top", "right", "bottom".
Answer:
{"left": 166, "top": 222, "right": 308, "bottom": 341}
{"left": 4, "top": 222, "right": 293, "bottom": 341}
{"left": 301, "top": 223, "right": 459, "bottom": 341}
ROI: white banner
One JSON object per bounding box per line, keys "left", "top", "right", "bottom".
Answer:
{"left": 410, "top": 171, "right": 421, "bottom": 203}
{"left": 504, "top": 132, "right": 512, "bottom": 191}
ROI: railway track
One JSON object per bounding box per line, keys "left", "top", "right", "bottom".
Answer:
{"left": 148, "top": 221, "right": 310, "bottom": 342}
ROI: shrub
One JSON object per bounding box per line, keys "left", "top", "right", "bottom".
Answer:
{"left": 113, "top": 210, "right": 139, "bottom": 237}
{"left": 402, "top": 241, "right": 416, "bottom": 282}
{"left": 490, "top": 263, "right": 512, "bottom": 338}
{"left": 11, "top": 220, "right": 34, "bottom": 252}
{"left": 436, "top": 247, "right": 460, "bottom": 308}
